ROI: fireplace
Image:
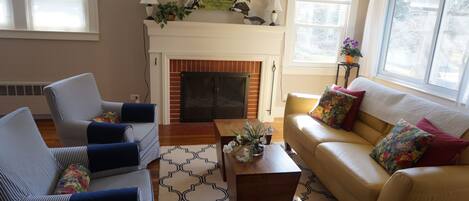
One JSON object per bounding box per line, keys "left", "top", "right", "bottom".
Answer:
{"left": 180, "top": 72, "right": 249, "bottom": 122}
{"left": 169, "top": 60, "right": 261, "bottom": 123}
{"left": 146, "top": 21, "right": 285, "bottom": 124}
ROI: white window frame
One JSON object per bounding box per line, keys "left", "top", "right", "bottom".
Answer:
{"left": 284, "top": 0, "right": 358, "bottom": 74}
{"left": 377, "top": 0, "right": 462, "bottom": 100}
{"left": 0, "top": 0, "right": 99, "bottom": 41}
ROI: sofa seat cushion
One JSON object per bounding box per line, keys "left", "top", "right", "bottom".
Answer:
{"left": 316, "top": 142, "right": 390, "bottom": 201}
{"left": 89, "top": 169, "right": 153, "bottom": 201}
{"left": 286, "top": 114, "right": 370, "bottom": 154}
{"left": 128, "top": 123, "right": 157, "bottom": 153}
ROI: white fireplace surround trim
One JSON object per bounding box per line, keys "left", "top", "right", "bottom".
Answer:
{"left": 144, "top": 21, "right": 285, "bottom": 124}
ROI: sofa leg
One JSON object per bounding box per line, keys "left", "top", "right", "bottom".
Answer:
{"left": 285, "top": 142, "right": 292, "bottom": 151}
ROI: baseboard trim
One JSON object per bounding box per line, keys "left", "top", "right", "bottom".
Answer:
{"left": 33, "top": 114, "right": 52, "bottom": 120}
{"left": 272, "top": 106, "right": 285, "bottom": 118}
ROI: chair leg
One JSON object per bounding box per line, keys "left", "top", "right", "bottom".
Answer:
{"left": 285, "top": 142, "right": 292, "bottom": 151}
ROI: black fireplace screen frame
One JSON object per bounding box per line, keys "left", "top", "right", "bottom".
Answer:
{"left": 180, "top": 72, "right": 250, "bottom": 122}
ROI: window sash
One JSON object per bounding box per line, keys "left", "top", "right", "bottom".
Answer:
{"left": 0, "top": 0, "right": 98, "bottom": 41}
{"left": 26, "top": 0, "right": 90, "bottom": 32}
{"left": 287, "top": 0, "right": 352, "bottom": 67}
{"left": 378, "top": 0, "right": 464, "bottom": 99}
{"left": 0, "top": 0, "right": 14, "bottom": 28}
{"left": 292, "top": 24, "right": 346, "bottom": 64}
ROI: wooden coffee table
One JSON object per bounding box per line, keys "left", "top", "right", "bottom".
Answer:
{"left": 214, "top": 119, "right": 272, "bottom": 181}
{"left": 224, "top": 144, "right": 301, "bottom": 201}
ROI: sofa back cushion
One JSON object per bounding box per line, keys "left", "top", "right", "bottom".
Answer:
{"left": 348, "top": 78, "right": 469, "bottom": 162}
{"left": 352, "top": 111, "right": 392, "bottom": 145}
{"left": 348, "top": 78, "right": 469, "bottom": 138}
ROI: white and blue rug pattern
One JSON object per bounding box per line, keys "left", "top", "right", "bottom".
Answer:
{"left": 159, "top": 144, "right": 336, "bottom": 201}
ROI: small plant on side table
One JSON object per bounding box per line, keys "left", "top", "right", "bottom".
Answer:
{"left": 340, "top": 37, "right": 363, "bottom": 64}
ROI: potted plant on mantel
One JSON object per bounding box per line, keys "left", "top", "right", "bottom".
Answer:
{"left": 153, "top": 1, "right": 191, "bottom": 28}
{"left": 340, "top": 37, "right": 363, "bottom": 64}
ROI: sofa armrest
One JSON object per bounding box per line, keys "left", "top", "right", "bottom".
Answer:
{"left": 87, "top": 143, "right": 140, "bottom": 173}
{"left": 60, "top": 120, "right": 134, "bottom": 145}
{"left": 70, "top": 188, "right": 139, "bottom": 201}
{"left": 378, "top": 166, "right": 469, "bottom": 201}
{"left": 24, "top": 188, "right": 139, "bottom": 201}
{"left": 25, "top": 194, "right": 72, "bottom": 201}
{"left": 102, "top": 101, "right": 123, "bottom": 116}
{"left": 284, "top": 93, "right": 320, "bottom": 117}
{"left": 121, "top": 103, "right": 156, "bottom": 123}
{"left": 50, "top": 146, "right": 89, "bottom": 169}
{"left": 87, "top": 122, "right": 134, "bottom": 144}
{"left": 59, "top": 120, "right": 92, "bottom": 146}
{"left": 50, "top": 143, "right": 139, "bottom": 177}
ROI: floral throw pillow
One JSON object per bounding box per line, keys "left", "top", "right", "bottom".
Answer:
{"left": 370, "top": 119, "right": 434, "bottom": 174}
{"left": 54, "top": 164, "right": 91, "bottom": 195}
{"left": 93, "top": 112, "right": 120, "bottom": 124}
{"left": 309, "top": 86, "right": 356, "bottom": 128}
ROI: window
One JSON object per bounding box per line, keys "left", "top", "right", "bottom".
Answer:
{"left": 0, "top": 0, "right": 13, "bottom": 28}
{"left": 29, "top": 0, "right": 89, "bottom": 32}
{"left": 0, "top": 0, "right": 98, "bottom": 40}
{"left": 379, "top": 0, "right": 469, "bottom": 99}
{"left": 286, "top": 0, "right": 355, "bottom": 68}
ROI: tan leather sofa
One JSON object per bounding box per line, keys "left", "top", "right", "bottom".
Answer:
{"left": 284, "top": 92, "right": 469, "bottom": 201}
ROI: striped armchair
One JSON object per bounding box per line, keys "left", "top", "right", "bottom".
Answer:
{"left": 44, "top": 73, "right": 160, "bottom": 168}
{"left": 0, "top": 108, "right": 154, "bottom": 201}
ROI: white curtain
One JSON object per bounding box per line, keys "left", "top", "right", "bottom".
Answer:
{"left": 358, "top": 0, "right": 388, "bottom": 77}
{"left": 457, "top": 61, "right": 469, "bottom": 108}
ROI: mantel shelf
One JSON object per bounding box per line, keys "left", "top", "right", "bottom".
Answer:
{"left": 143, "top": 20, "right": 286, "bottom": 34}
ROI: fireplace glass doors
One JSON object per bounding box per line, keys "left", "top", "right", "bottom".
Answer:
{"left": 180, "top": 72, "right": 249, "bottom": 122}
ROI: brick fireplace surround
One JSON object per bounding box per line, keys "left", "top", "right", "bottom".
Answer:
{"left": 169, "top": 59, "right": 262, "bottom": 123}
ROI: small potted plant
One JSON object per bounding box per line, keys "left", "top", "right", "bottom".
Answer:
{"left": 153, "top": 1, "right": 191, "bottom": 28}
{"left": 340, "top": 37, "right": 363, "bottom": 64}
{"left": 223, "top": 121, "right": 273, "bottom": 163}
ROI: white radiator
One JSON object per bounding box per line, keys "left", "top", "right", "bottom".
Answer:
{"left": 0, "top": 82, "right": 51, "bottom": 118}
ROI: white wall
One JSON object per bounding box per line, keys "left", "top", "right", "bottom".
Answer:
{"left": 0, "top": 0, "right": 369, "bottom": 119}
{"left": 0, "top": 0, "right": 148, "bottom": 116}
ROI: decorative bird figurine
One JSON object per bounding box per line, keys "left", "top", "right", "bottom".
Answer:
{"left": 243, "top": 16, "right": 266, "bottom": 25}
{"left": 185, "top": 0, "right": 201, "bottom": 10}
{"left": 230, "top": 0, "right": 251, "bottom": 15}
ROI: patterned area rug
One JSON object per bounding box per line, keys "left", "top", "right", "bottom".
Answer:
{"left": 159, "top": 144, "right": 336, "bottom": 201}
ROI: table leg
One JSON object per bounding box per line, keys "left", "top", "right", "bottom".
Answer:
{"left": 335, "top": 64, "right": 340, "bottom": 85}
{"left": 344, "top": 66, "right": 351, "bottom": 88}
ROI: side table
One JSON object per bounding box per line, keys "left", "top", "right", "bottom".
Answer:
{"left": 335, "top": 62, "right": 360, "bottom": 88}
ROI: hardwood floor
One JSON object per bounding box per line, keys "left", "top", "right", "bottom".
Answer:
{"left": 36, "top": 119, "right": 284, "bottom": 201}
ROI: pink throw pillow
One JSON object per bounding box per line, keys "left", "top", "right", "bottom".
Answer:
{"left": 332, "top": 85, "right": 366, "bottom": 131}
{"left": 415, "top": 118, "right": 469, "bottom": 167}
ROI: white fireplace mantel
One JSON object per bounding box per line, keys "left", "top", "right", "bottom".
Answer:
{"left": 144, "top": 20, "right": 286, "bottom": 124}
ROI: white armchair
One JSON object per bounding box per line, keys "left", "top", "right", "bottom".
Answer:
{"left": 44, "top": 73, "right": 159, "bottom": 167}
